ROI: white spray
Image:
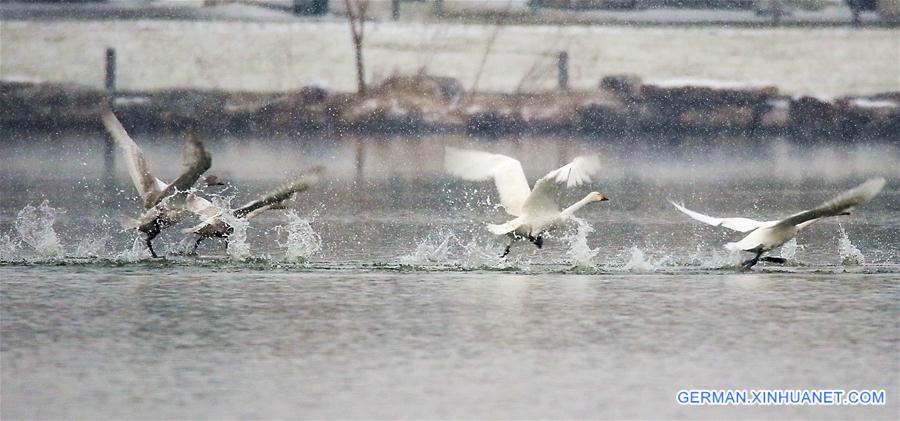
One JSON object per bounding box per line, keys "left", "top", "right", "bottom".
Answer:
{"left": 564, "top": 217, "right": 598, "bottom": 269}
{"left": 278, "top": 211, "right": 322, "bottom": 262}
{"left": 114, "top": 237, "right": 152, "bottom": 262}
{"left": 624, "top": 246, "right": 657, "bottom": 273}
{"left": 220, "top": 212, "right": 251, "bottom": 261}
{"left": 837, "top": 224, "right": 864, "bottom": 266}
{"left": 14, "top": 200, "right": 64, "bottom": 258}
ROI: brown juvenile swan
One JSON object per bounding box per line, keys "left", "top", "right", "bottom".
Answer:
{"left": 182, "top": 168, "right": 321, "bottom": 253}
{"left": 101, "top": 107, "right": 211, "bottom": 258}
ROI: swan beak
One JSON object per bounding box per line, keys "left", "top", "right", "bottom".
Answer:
{"left": 600, "top": 195, "right": 609, "bottom": 201}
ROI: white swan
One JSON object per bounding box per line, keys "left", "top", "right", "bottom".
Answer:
{"left": 101, "top": 107, "right": 212, "bottom": 257}
{"left": 182, "top": 168, "right": 321, "bottom": 253}
{"left": 445, "top": 147, "right": 608, "bottom": 257}
{"left": 671, "top": 177, "right": 886, "bottom": 268}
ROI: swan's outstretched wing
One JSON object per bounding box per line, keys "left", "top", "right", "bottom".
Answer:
{"left": 233, "top": 168, "right": 321, "bottom": 219}
{"left": 670, "top": 201, "right": 767, "bottom": 233}
{"left": 521, "top": 154, "right": 602, "bottom": 216}
{"left": 148, "top": 131, "right": 212, "bottom": 207}
{"left": 775, "top": 177, "right": 886, "bottom": 228}
{"left": 444, "top": 147, "right": 531, "bottom": 217}
{"left": 100, "top": 107, "right": 166, "bottom": 209}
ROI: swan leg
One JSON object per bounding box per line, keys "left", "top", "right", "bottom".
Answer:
{"left": 761, "top": 256, "right": 787, "bottom": 265}
{"left": 531, "top": 235, "right": 543, "bottom": 249}
{"left": 145, "top": 237, "right": 159, "bottom": 259}
{"left": 190, "top": 236, "right": 204, "bottom": 255}
{"left": 500, "top": 236, "right": 516, "bottom": 258}
{"left": 741, "top": 251, "right": 763, "bottom": 269}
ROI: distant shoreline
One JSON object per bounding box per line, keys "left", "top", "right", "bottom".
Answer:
{"left": 2, "top": 77, "right": 897, "bottom": 142}
{"left": 1, "top": 1, "right": 897, "bottom": 28}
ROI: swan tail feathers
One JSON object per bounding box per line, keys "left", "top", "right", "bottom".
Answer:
{"left": 487, "top": 221, "right": 518, "bottom": 235}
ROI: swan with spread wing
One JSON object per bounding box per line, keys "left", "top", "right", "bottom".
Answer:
{"left": 671, "top": 177, "right": 886, "bottom": 269}
{"left": 445, "top": 147, "right": 608, "bottom": 257}
{"left": 101, "top": 107, "right": 211, "bottom": 258}
{"left": 182, "top": 168, "right": 321, "bottom": 253}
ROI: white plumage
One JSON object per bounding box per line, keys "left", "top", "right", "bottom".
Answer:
{"left": 445, "top": 147, "right": 608, "bottom": 256}
{"left": 671, "top": 177, "right": 886, "bottom": 268}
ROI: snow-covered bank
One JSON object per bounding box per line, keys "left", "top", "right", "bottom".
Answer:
{"left": 1, "top": 20, "right": 897, "bottom": 97}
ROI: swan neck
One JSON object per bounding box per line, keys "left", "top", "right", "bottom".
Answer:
{"left": 561, "top": 195, "right": 595, "bottom": 217}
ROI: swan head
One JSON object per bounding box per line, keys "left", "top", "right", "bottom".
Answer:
{"left": 588, "top": 191, "right": 609, "bottom": 202}
{"left": 204, "top": 175, "right": 226, "bottom": 186}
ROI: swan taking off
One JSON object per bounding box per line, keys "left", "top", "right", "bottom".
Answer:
{"left": 101, "top": 107, "right": 212, "bottom": 257}
{"left": 445, "top": 147, "right": 608, "bottom": 257}
{"left": 671, "top": 177, "right": 886, "bottom": 269}
{"left": 182, "top": 168, "right": 321, "bottom": 253}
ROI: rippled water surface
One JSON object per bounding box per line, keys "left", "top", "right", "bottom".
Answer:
{"left": 1, "top": 132, "right": 899, "bottom": 418}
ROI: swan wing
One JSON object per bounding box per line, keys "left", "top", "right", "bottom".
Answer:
{"left": 147, "top": 131, "right": 212, "bottom": 207}
{"left": 233, "top": 168, "right": 321, "bottom": 219}
{"left": 522, "top": 154, "right": 602, "bottom": 216}
{"left": 100, "top": 107, "right": 165, "bottom": 209}
{"left": 775, "top": 177, "right": 886, "bottom": 228}
{"left": 444, "top": 147, "right": 531, "bottom": 217}
{"left": 670, "top": 201, "right": 766, "bottom": 233}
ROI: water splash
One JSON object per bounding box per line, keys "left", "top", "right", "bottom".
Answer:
{"left": 74, "top": 234, "right": 109, "bottom": 258}
{"left": 14, "top": 200, "right": 64, "bottom": 258}
{"left": 220, "top": 212, "right": 251, "bottom": 261}
{"left": 779, "top": 238, "right": 798, "bottom": 262}
{"left": 564, "top": 217, "right": 598, "bottom": 269}
{"left": 689, "top": 246, "right": 742, "bottom": 269}
{"left": 400, "top": 229, "right": 456, "bottom": 264}
{"left": 114, "top": 237, "right": 152, "bottom": 262}
{"left": 277, "top": 211, "right": 322, "bottom": 262}
{"left": 623, "top": 247, "right": 655, "bottom": 273}
{"left": 0, "top": 233, "right": 21, "bottom": 259}
{"left": 460, "top": 238, "right": 506, "bottom": 269}
{"left": 622, "top": 246, "right": 673, "bottom": 273}
{"left": 837, "top": 225, "right": 864, "bottom": 266}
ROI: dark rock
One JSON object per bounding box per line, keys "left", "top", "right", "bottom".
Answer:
{"left": 600, "top": 74, "right": 643, "bottom": 98}
{"left": 790, "top": 96, "right": 838, "bottom": 138}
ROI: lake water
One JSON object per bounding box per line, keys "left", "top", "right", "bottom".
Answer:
{"left": 1, "top": 132, "right": 898, "bottom": 418}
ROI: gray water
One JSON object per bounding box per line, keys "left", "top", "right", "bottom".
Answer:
{"left": 1, "top": 132, "right": 899, "bottom": 419}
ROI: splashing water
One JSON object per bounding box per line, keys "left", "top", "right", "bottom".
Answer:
{"left": 14, "top": 200, "right": 64, "bottom": 257}
{"left": 114, "top": 237, "right": 152, "bottom": 262}
{"left": 278, "top": 211, "right": 322, "bottom": 262}
{"left": 74, "top": 234, "right": 109, "bottom": 258}
{"left": 0, "top": 233, "right": 21, "bottom": 259}
{"left": 221, "top": 213, "right": 252, "bottom": 261}
{"left": 837, "top": 225, "right": 864, "bottom": 266}
{"left": 623, "top": 247, "right": 668, "bottom": 273}
{"left": 564, "top": 217, "right": 598, "bottom": 269}
{"left": 779, "top": 238, "right": 798, "bottom": 262}
{"left": 460, "top": 238, "right": 506, "bottom": 269}
{"left": 400, "top": 229, "right": 456, "bottom": 265}
{"left": 624, "top": 247, "right": 654, "bottom": 273}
